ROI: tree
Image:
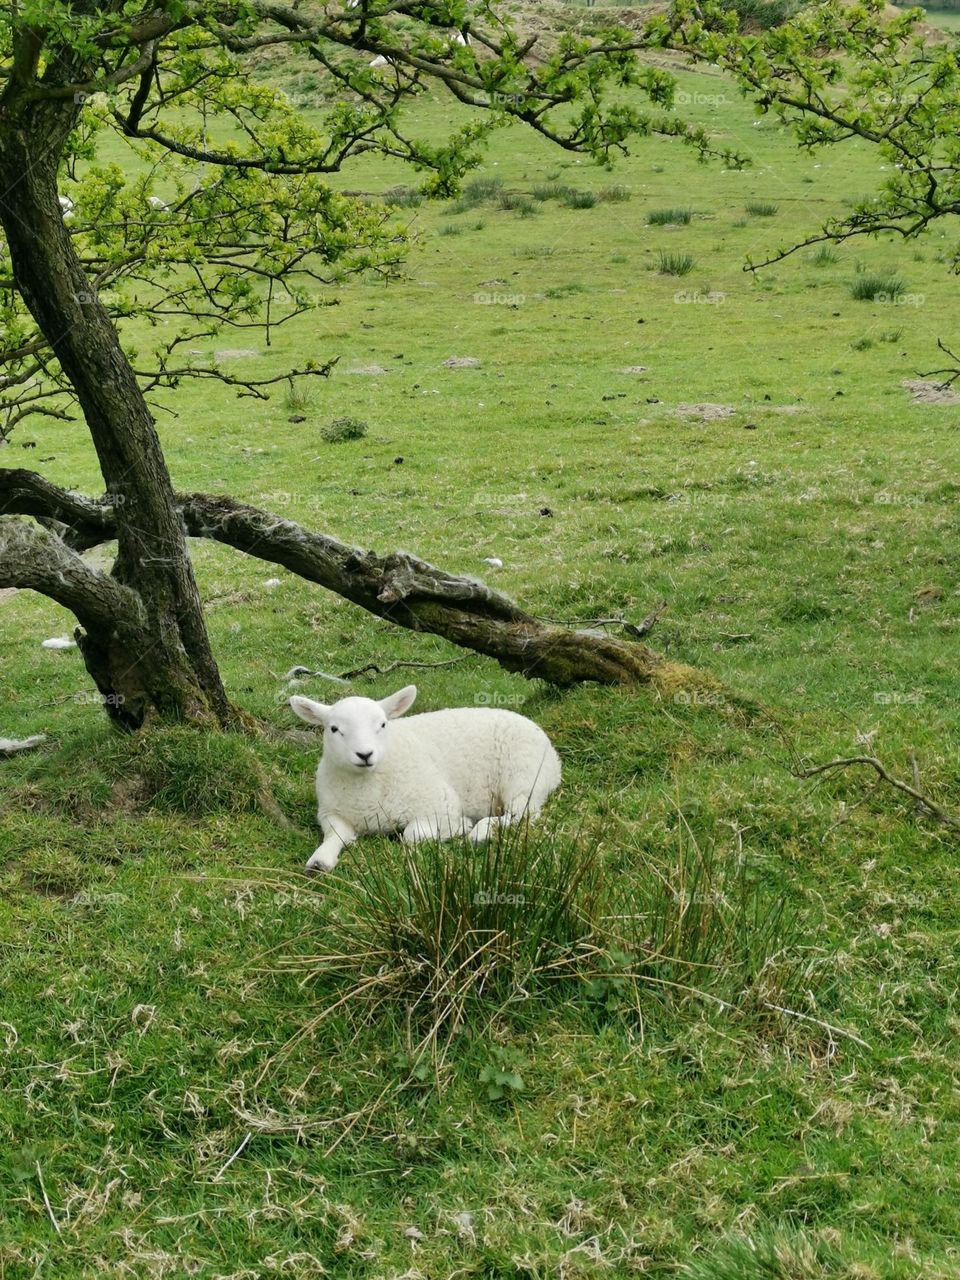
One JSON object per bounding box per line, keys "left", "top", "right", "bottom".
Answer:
{"left": 674, "top": 0, "right": 960, "bottom": 265}
{"left": 0, "top": 1, "right": 741, "bottom": 730}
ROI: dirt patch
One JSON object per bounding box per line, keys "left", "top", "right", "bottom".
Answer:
{"left": 902, "top": 379, "right": 960, "bottom": 406}
{"left": 0, "top": 588, "right": 18, "bottom": 606}
{"left": 674, "top": 403, "right": 737, "bottom": 421}
{"left": 621, "top": 366, "right": 648, "bottom": 375}
{"left": 346, "top": 364, "right": 391, "bottom": 375}
{"left": 443, "top": 356, "right": 482, "bottom": 368}
{"left": 110, "top": 774, "right": 149, "bottom": 813}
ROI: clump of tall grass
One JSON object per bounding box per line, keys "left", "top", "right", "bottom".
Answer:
{"left": 278, "top": 821, "right": 823, "bottom": 1057}
{"left": 850, "top": 273, "right": 904, "bottom": 301}
{"left": 384, "top": 185, "right": 423, "bottom": 208}
{"left": 283, "top": 827, "right": 604, "bottom": 1053}
{"left": 321, "top": 415, "right": 368, "bottom": 442}
{"left": 463, "top": 174, "right": 503, "bottom": 202}
{"left": 283, "top": 377, "right": 312, "bottom": 413}
{"left": 809, "top": 244, "right": 838, "bottom": 266}
{"left": 658, "top": 251, "right": 696, "bottom": 276}
{"left": 648, "top": 207, "right": 692, "bottom": 225}
{"left": 745, "top": 199, "right": 779, "bottom": 216}
{"left": 562, "top": 188, "right": 598, "bottom": 209}
{"left": 532, "top": 181, "right": 573, "bottom": 202}
{"left": 497, "top": 190, "right": 538, "bottom": 217}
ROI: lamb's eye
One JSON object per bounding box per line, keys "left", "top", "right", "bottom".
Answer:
{"left": 329, "top": 725, "right": 339, "bottom": 734}
{"left": 380, "top": 721, "right": 387, "bottom": 729}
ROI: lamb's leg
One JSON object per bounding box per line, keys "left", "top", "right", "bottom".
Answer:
{"left": 402, "top": 813, "right": 474, "bottom": 844}
{"left": 306, "top": 815, "right": 356, "bottom": 873}
{"left": 469, "top": 793, "right": 543, "bottom": 845}
{"left": 401, "top": 817, "right": 444, "bottom": 844}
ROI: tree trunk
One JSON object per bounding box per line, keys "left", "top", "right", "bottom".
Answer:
{"left": 0, "top": 101, "right": 233, "bottom": 729}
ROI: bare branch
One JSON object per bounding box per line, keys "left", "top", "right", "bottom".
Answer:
{"left": 796, "top": 755, "right": 960, "bottom": 833}
{"left": 918, "top": 338, "right": 960, "bottom": 389}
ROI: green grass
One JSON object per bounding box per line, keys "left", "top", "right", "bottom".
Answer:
{"left": 3, "top": 59, "right": 960, "bottom": 1280}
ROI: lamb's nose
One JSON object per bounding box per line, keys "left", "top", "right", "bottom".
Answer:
{"left": 356, "top": 750, "right": 373, "bottom": 765}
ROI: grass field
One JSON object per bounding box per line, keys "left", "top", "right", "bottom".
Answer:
{"left": 2, "top": 46, "right": 960, "bottom": 1280}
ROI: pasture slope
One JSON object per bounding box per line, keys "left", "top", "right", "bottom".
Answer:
{"left": 1, "top": 33, "right": 959, "bottom": 1280}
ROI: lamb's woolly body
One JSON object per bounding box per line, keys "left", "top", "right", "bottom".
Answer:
{"left": 315, "top": 708, "right": 560, "bottom": 836}
{"left": 289, "top": 686, "right": 561, "bottom": 871}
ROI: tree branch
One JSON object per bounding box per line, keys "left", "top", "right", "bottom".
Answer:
{"left": 0, "top": 516, "right": 138, "bottom": 630}
{"left": 176, "top": 494, "right": 674, "bottom": 685}
{"left": 0, "top": 472, "right": 673, "bottom": 686}
{"left": 0, "top": 468, "right": 115, "bottom": 551}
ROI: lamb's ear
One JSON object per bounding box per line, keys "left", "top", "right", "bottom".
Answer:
{"left": 289, "top": 696, "right": 330, "bottom": 727}
{"left": 380, "top": 684, "right": 417, "bottom": 719}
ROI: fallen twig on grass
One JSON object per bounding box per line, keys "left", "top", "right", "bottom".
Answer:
{"left": 625, "top": 600, "right": 668, "bottom": 639}
{"left": 548, "top": 603, "right": 668, "bottom": 639}
{"left": 796, "top": 755, "right": 960, "bottom": 833}
{"left": 212, "top": 1132, "right": 252, "bottom": 1182}
{"left": 35, "top": 1161, "right": 61, "bottom": 1236}
{"left": 337, "top": 656, "right": 467, "bottom": 680}
{"left": 0, "top": 734, "right": 47, "bottom": 756}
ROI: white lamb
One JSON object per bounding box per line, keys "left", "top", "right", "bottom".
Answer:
{"left": 289, "top": 684, "right": 561, "bottom": 872}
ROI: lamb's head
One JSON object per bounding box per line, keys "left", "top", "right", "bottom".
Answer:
{"left": 289, "top": 684, "right": 417, "bottom": 772}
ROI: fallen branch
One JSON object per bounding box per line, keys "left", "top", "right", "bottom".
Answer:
{"left": 796, "top": 755, "right": 960, "bottom": 833}
{"left": 1, "top": 471, "right": 681, "bottom": 690}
